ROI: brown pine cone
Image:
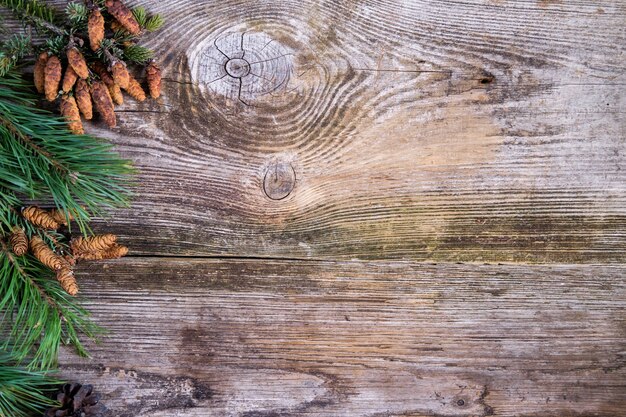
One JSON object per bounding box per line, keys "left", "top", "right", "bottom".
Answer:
{"left": 9, "top": 227, "right": 28, "bottom": 256}
{"left": 75, "top": 79, "right": 93, "bottom": 120}
{"left": 33, "top": 52, "right": 48, "bottom": 94}
{"left": 66, "top": 47, "right": 89, "bottom": 79}
{"left": 61, "top": 65, "right": 79, "bottom": 93}
{"left": 105, "top": 0, "right": 141, "bottom": 35}
{"left": 88, "top": 8, "right": 105, "bottom": 51}
{"left": 108, "top": 83, "right": 124, "bottom": 105}
{"left": 123, "top": 74, "right": 146, "bottom": 102}
{"left": 44, "top": 55, "right": 62, "bottom": 101}
{"left": 22, "top": 206, "right": 60, "bottom": 229}
{"left": 78, "top": 244, "right": 128, "bottom": 260}
{"left": 110, "top": 60, "right": 130, "bottom": 89}
{"left": 49, "top": 208, "right": 73, "bottom": 226}
{"left": 71, "top": 234, "right": 117, "bottom": 254}
{"left": 60, "top": 94, "right": 84, "bottom": 135}
{"left": 90, "top": 81, "right": 116, "bottom": 127}
{"left": 145, "top": 61, "right": 161, "bottom": 99}
{"left": 57, "top": 266, "right": 78, "bottom": 296}
{"left": 45, "top": 383, "right": 106, "bottom": 417}
{"left": 30, "top": 236, "right": 64, "bottom": 271}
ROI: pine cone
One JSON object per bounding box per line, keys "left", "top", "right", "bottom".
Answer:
{"left": 110, "top": 61, "right": 130, "bottom": 89}
{"left": 108, "top": 83, "right": 124, "bottom": 105}
{"left": 49, "top": 208, "right": 73, "bottom": 226}
{"left": 75, "top": 79, "right": 93, "bottom": 120}
{"left": 30, "top": 236, "right": 64, "bottom": 271}
{"left": 71, "top": 234, "right": 117, "bottom": 253}
{"left": 91, "top": 81, "right": 116, "bottom": 127}
{"left": 91, "top": 62, "right": 124, "bottom": 105}
{"left": 9, "top": 227, "right": 28, "bottom": 256}
{"left": 57, "top": 266, "right": 78, "bottom": 296}
{"left": 66, "top": 47, "right": 89, "bottom": 79}
{"left": 88, "top": 9, "right": 105, "bottom": 51}
{"left": 33, "top": 52, "right": 48, "bottom": 94}
{"left": 105, "top": 0, "right": 141, "bottom": 35}
{"left": 60, "top": 94, "right": 84, "bottom": 135}
{"left": 45, "top": 383, "right": 106, "bottom": 417}
{"left": 61, "top": 65, "right": 78, "bottom": 93}
{"left": 145, "top": 61, "right": 161, "bottom": 99}
{"left": 78, "top": 244, "right": 128, "bottom": 260}
{"left": 22, "top": 206, "right": 60, "bottom": 230}
{"left": 44, "top": 55, "right": 62, "bottom": 102}
{"left": 123, "top": 74, "right": 146, "bottom": 102}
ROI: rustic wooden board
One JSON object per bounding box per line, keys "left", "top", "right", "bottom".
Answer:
{"left": 3, "top": 1, "right": 626, "bottom": 262}
{"left": 59, "top": 259, "right": 626, "bottom": 417}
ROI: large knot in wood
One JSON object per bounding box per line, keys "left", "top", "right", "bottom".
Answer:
{"left": 191, "top": 31, "right": 293, "bottom": 106}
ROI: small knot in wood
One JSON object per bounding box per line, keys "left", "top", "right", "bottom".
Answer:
{"left": 264, "top": 162, "right": 296, "bottom": 200}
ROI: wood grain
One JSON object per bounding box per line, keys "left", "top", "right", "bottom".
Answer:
{"left": 3, "top": 0, "right": 626, "bottom": 262}
{"left": 59, "top": 258, "right": 626, "bottom": 417}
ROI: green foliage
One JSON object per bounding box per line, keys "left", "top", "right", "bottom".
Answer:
{"left": 0, "top": 250, "right": 103, "bottom": 369}
{"left": 123, "top": 44, "right": 153, "bottom": 64}
{"left": 65, "top": 2, "right": 88, "bottom": 26}
{"left": 132, "top": 6, "right": 164, "bottom": 32}
{"left": 0, "top": 73, "right": 132, "bottom": 369}
{"left": 0, "top": 352, "right": 58, "bottom": 416}
{"left": 0, "top": 0, "right": 56, "bottom": 24}
{"left": 0, "top": 73, "right": 133, "bottom": 235}
{"left": 0, "top": 34, "right": 30, "bottom": 77}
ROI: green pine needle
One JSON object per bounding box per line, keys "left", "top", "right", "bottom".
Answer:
{"left": 123, "top": 44, "right": 153, "bottom": 64}
{"left": 0, "top": 0, "right": 57, "bottom": 25}
{"left": 131, "top": 6, "right": 147, "bottom": 27}
{"left": 145, "top": 14, "right": 164, "bottom": 32}
{"left": 65, "top": 2, "right": 88, "bottom": 26}
{"left": 0, "top": 352, "right": 59, "bottom": 416}
{"left": 0, "top": 34, "right": 31, "bottom": 77}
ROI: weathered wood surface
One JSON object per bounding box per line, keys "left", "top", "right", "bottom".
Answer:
{"left": 59, "top": 259, "right": 626, "bottom": 417}
{"left": 72, "top": 0, "right": 624, "bottom": 263}
{"left": 2, "top": 0, "right": 626, "bottom": 415}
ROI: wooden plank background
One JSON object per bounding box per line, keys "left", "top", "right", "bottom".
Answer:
{"left": 5, "top": 0, "right": 626, "bottom": 415}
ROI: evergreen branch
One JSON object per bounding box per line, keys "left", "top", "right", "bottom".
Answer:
{"left": 0, "top": 351, "right": 59, "bottom": 416}
{"left": 144, "top": 14, "right": 164, "bottom": 32}
{"left": 0, "top": 0, "right": 64, "bottom": 36}
{"left": 0, "top": 241, "right": 103, "bottom": 369}
{"left": 0, "top": 73, "right": 134, "bottom": 234}
{"left": 123, "top": 44, "right": 152, "bottom": 64}
{"left": 0, "top": 34, "right": 31, "bottom": 77}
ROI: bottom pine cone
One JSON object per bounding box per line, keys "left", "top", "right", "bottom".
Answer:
{"left": 44, "top": 382, "right": 106, "bottom": 417}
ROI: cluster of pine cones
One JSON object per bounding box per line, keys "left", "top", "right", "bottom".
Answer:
{"left": 45, "top": 382, "right": 106, "bottom": 417}
{"left": 8, "top": 206, "right": 128, "bottom": 296}
{"left": 34, "top": 0, "right": 162, "bottom": 134}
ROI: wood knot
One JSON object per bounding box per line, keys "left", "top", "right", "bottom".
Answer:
{"left": 191, "top": 31, "right": 293, "bottom": 106}
{"left": 264, "top": 162, "right": 296, "bottom": 200}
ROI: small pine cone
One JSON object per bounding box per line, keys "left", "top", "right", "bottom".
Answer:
{"left": 45, "top": 383, "right": 106, "bottom": 417}
{"left": 33, "top": 52, "right": 48, "bottom": 94}
{"left": 75, "top": 79, "right": 93, "bottom": 120}
{"left": 57, "top": 266, "right": 78, "bottom": 296}
{"left": 105, "top": 0, "right": 141, "bottom": 35}
{"left": 71, "top": 234, "right": 117, "bottom": 254}
{"left": 108, "top": 83, "right": 124, "bottom": 105}
{"left": 123, "top": 74, "right": 146, "bottom": 102}
{"left": 60, "top": 94, "right": 84, "bottom": 135}
{"left": 30, "top": 236, "right": 64, "bottom": 270}
{"left": 110, "top": 61, "right": 130, "bottom": 89}
{"left": 101, "top": 244, "right": 128, "bottom": 259}
{"left": 9, "top": 227, "right": 28, "bottom": 256}
{"left": 49, "top": 208, "right": 74, "bottom": 226}
{"left": 22, "top": 206, "right": 60, "bottom": 230}
{"left": 88, "top": 9, "right": 105, "bottom": 51}
{"left": 61, "top": 65, "right": 78, "bottom": 92}
{"left": 91, "top": 81, "right": 116, "bottom": 127}
{"left": 91, "top": 61, "right": 115, "bottom": 86}
{"left": 44, "top": 55, "right": 62, "bottom": 101}
{"left": 67, "top": 47, "right": 90, "bottom": 79}
{"left": 145, "top": 61, "right": 161, "bottom": 99}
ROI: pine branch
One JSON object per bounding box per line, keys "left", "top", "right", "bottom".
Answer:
{"left": 0, "top": 73, "right": 134, "bottom": 235}
{"left": 0, "top": 34, "right": 31, "bottom": 76}
{"left": 0, "top": 241, "right": 103, "bottom": 369}
{"left": 0, "top": 0, "right": 64, "bottom": 36}
{"left": 0, "top": 352, "right": 59, "bottom": 416}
